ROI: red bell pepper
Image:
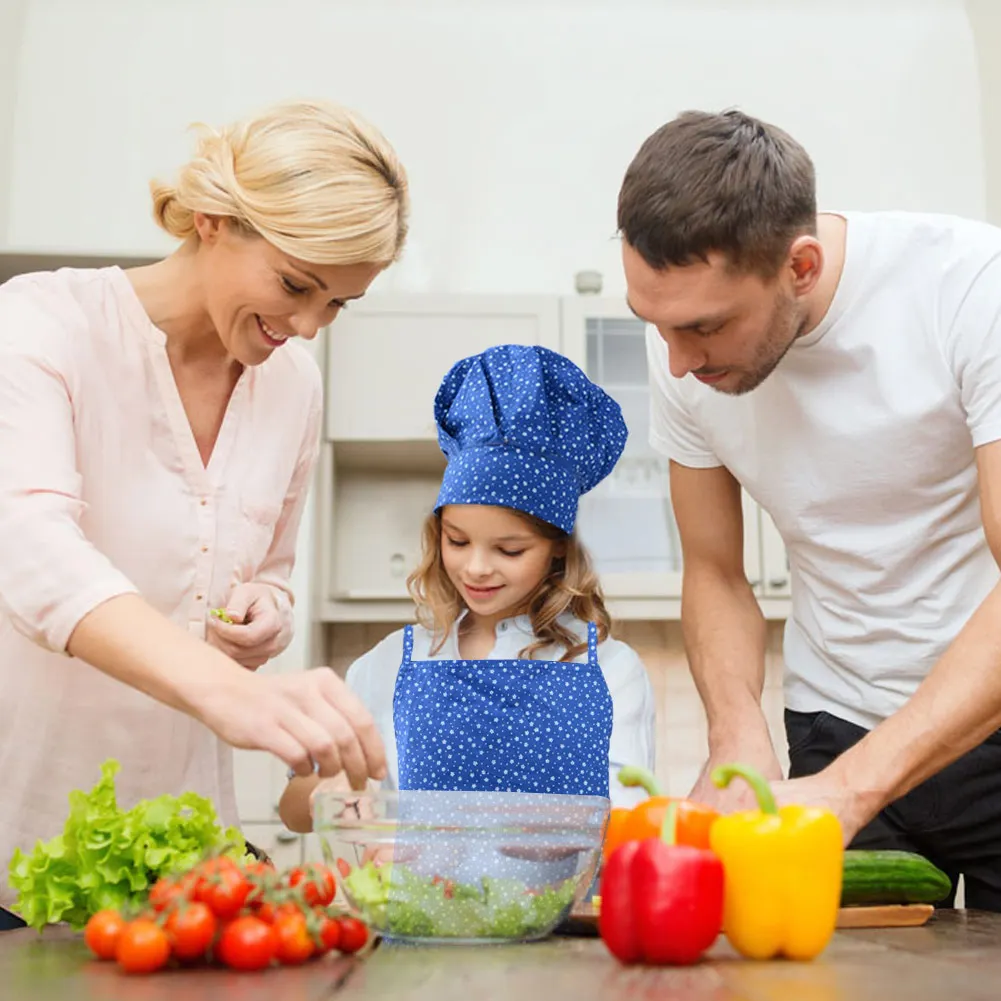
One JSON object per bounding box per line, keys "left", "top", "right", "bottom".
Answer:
{"left": 599, "top": 801, "right": 724, "bottom": 966}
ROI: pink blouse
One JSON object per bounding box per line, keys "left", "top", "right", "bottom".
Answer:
{"left": 0, "top": 267, "right": 322, "bottom": 908}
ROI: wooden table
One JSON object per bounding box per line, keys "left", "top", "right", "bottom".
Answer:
{"left": 3, "top": 910, "right": 999, "bottom": 1000}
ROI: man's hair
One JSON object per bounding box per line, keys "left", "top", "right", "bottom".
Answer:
{"left": 617, "top": 109, "right": 816, "bottom": 276}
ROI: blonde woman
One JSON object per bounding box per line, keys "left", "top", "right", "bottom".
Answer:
{"left": 0, "top": 99, "right": 408, "bottom": 926}
{"left": 280, "top": 345, "right": 656, "bottom": 834}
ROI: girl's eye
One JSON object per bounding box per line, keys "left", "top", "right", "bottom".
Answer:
{"left": 281, "top": 277, "right": 309, "bottom": 295}
{"left": 499, "top": 549, "right": 525, "bottom": 558}
{"left": 445, "top": 537, "right": 468, "bottom": 548}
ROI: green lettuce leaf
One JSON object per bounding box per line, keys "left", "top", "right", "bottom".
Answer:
{"left": 7, "top": 759, "right": 248, "bottom": 930}
{"left": 342, "top": 861, "right": 577, "bottom": 940}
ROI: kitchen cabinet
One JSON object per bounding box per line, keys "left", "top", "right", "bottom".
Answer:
{"left": 0, "top": 249, "right": 157, "bottom": 285}
{"left": 560, "top": 296, "right": 765, "bottom": 615}
{"left": 324, "top": 294, "right": 560, "bottom": 441}
{"left": 760, "top": 510, "right": 792, "bottom": 599}
{"left": 314, "top": 292, "right": 791, "bottom": 624}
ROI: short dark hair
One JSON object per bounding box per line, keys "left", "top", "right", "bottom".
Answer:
{"left": 617, "top": 109, "right": 816, "bottom": 276}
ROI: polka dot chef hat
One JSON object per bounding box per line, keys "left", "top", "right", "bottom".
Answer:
{"left": 433, "top": 344, "right": 628, "bottom": 533}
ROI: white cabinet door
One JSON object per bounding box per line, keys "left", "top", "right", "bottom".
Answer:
{"left": 760, "top": 510, "right": 792, "bottom": 598}
{"left": 232, "top": 748, "right": 294, "bottom": 828}
{"left": 325, "top": 294, "right": 560, "bottom": 441}
{"left": 742, "top": 492, "right": 763, "bottom": 594}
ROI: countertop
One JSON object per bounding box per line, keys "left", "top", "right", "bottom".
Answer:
{"left": 3, "top": 909, "right": 999, "bottom": 1000}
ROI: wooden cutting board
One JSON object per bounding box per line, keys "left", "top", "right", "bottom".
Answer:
{"left": 835, "top": 903, "right": 934, "bottom": 928}
{"left": 564, "top": 901, "right": 934, "bottom": 934}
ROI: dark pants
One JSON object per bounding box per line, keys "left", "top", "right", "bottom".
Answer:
{"left": 0, "top": 907, "right": 26, "bottom": 931}
{"left": 786, "top": 708, "right": 1001, "bottom": 911}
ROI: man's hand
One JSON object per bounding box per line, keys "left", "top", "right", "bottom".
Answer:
{"left": 688, "top": 725, "right": 784, "bottom": 813}
{"left": 207, "top": 583, "right": 291, "bottom": 670}
{"left": 770, "top": 768, "right": 869, "bottom": 846}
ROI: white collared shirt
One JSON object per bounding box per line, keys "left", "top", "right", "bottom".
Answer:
{"left": 345, "top": 612, "right": 657, "bottom": 807}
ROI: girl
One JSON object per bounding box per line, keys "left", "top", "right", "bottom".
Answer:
{"left": 280, "top": 344, "right": 656, "bottom": 832}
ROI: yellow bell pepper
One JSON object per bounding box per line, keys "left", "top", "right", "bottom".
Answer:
{"left": 709, "top": 763, "right": 843, "bottom": 961}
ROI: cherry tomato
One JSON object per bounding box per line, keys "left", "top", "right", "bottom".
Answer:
{"left": 200, "top": 867, "right": 252, "bottom": 920}
{"left": 273, "top": 910, "right": 315, "bottom": 966}
{"left": 337, "top": 917, "right": 368, "bottom": 954}
{"left": 245, "top": 859, "right": 276, "bottom": 877}
{"left": 288, "top": 864, "right": 336, "bottom": 908}
{"left": 316, "top": 913, "right": 341, "bottom": 953}
{"left": 115, "top": 919, "right": 171, "bottom": 974}
{"left": 216, "top": 915, "right": 277, "bottom": 971}
{"left": 431, "top": 875, "right": 456, "bottom": 899}
{"left": 189, "top": 857, "right": 236, "bottom": 898}
{"left": 84, "top": 909, "right": 126, "bottom": 961}
{"left": 256, "top": 900, "right": 300, "bottom": 924}
{"left": 165, "top": 902, "right": 217, "bottom": 962}
{"left": 148, "top": 878, "right": 188, "bottom": 912}
{"left": 336, "top": 858, "right": 352, "bottom": 879}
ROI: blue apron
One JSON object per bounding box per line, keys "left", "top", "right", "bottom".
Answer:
{"left": 392, "top": 621, "right": 613, "bottom": 797}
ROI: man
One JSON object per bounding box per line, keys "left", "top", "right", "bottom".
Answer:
{"left": 620, "top": 108, "right": 1001, "bottom": 909}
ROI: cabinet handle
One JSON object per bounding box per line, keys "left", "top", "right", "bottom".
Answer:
{"left": 275, "top": 830, "right": 299, "bottom": 844}
{"left": 768, "top": 577, "right": 789, "bottom": 589}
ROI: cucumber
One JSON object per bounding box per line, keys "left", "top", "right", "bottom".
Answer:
{"left": 840, "top": 850, "right": 952, "bottom": 906}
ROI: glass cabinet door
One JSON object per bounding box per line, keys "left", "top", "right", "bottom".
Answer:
{"left": 561, "top": 297, "right": 763, "bottom": 604}
{"left": 563, "top": 300, "right": 683, "bottom": 598}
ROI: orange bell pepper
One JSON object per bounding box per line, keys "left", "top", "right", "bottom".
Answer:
{"left": 602, "top": 766, "right": 719, "bottom": 861}
{"left": 602, "top": 807, "right": 631, "bottom": 862}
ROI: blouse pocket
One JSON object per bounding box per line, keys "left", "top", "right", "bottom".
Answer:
{"left": 238, "top": 499, "right": 283, "bottom": 578}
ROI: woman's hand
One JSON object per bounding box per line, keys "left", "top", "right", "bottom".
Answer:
{"left": 207, "top": 583, "right": 291, "bottom": 670}
{"left": 65, "top": 594, "right": 388, "bottom": 787}
{"left": 194, "top": 665, "right": 388, "bottom": 788}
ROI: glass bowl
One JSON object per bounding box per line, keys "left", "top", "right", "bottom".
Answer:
{"left": 312, "top": 787, "right": 609, "bottom": 945}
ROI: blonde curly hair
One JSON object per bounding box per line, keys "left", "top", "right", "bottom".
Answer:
{"left": 407, "top": 509, "right": 612, "bottom": 662}
{"left": 150, "top": 98, "right": 409, "bottom": 266}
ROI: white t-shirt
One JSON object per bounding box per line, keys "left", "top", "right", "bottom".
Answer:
{"left": 345, "top": 612, "right": 657, "bottom": 807}
{"left": 649, "top": 211, "right": 1001, "bottom": 730}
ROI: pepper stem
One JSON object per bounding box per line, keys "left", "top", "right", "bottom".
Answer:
{"left": 617, "top": 766, "right": 664, "bottom": 798}
{"left": 659, "top": 800, "right": 679, "bottom": 846}
{"left": 710, "top": 763, "right": 779, "bottom": 815}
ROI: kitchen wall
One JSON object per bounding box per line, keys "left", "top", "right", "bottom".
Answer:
{"left": 0, "top": 1, "right": 29, "bottom": 240}
{"left": 966, "top": 0, "right": 1001, "bottom": 225}
{"left": 0, "top": 0, "right": 991, "bottom": 803}
{"left": 4, "top": 0, "right": 986, "bottom": 287}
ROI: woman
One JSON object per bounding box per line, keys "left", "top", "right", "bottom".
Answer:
{"left": 0, "top": 98, "right": 408, "bottom": 925}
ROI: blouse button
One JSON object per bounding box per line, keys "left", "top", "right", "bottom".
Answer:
{"left": 195, "top": 593, "right": 204, "bottom": 601}
{"left": 201, "top": 545, "right": 209, "bottom": 554}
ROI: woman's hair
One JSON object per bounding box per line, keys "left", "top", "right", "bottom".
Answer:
{"left": 150, "top": 98, "right": 409, "bottom": 266}
{"left": 407, "top": 509, "right": 613, "bottom": 662}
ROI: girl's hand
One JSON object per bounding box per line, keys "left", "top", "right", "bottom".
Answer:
{"left": 207, "top": 583, "right": 291, "bottom": 669}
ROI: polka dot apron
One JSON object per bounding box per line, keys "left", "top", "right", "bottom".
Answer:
{"left": 392, "top": 621, "right": 613, "bottom": 797}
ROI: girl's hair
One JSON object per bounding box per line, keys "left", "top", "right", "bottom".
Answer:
{"left": 150, "top": 98, "right": 409, "bottom": 266}
{"left": 407, "top": 509, "right": 612, "bottom": 662}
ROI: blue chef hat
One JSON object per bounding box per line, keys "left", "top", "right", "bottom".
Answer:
{"left": 433, "top": 345, "right": 628, "bottom": 534}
